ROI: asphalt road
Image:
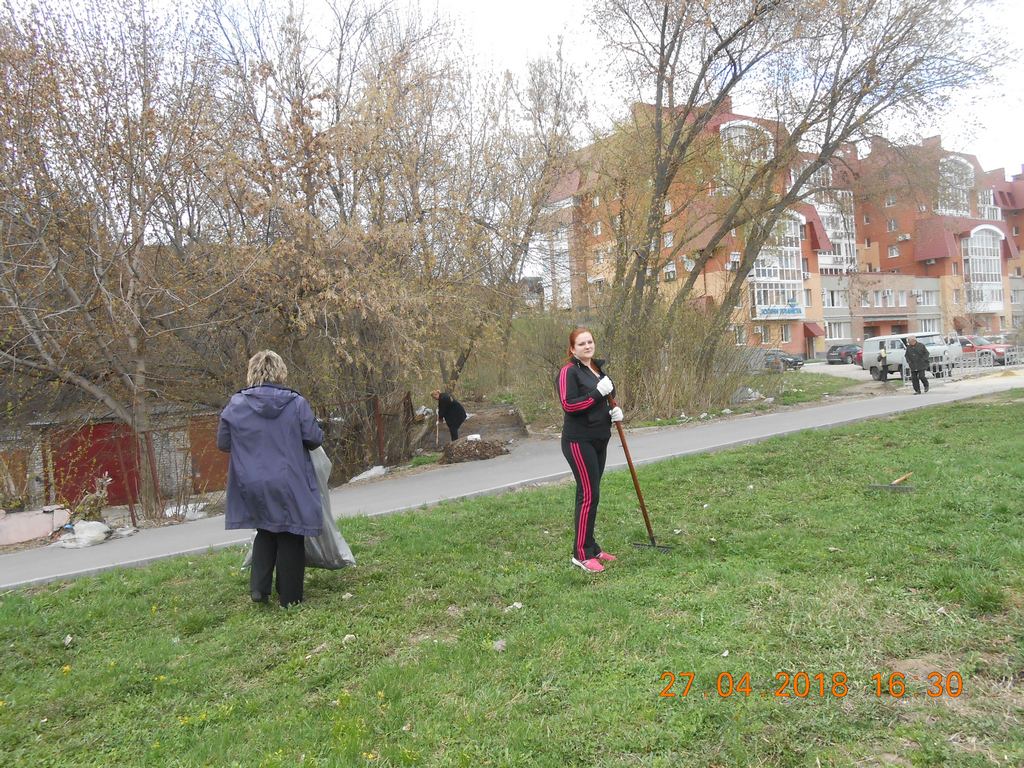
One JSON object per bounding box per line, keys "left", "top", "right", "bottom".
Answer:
{"left": 1, "top": 369, "right": 1020, "bottom": 590}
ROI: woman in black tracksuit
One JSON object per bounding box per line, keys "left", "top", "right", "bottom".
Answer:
{"left": 556, "top": 327, "right": 623, "bottom": 573}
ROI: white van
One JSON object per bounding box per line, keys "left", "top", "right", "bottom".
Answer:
{"left": 861, "top": 333, "right": 958, "bottom": 380}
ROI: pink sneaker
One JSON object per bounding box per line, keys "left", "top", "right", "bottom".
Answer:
{"left": 596, "top": 551, "right": 617, "bottom": 563}
{"left": 571, "top": 557, "right": 605, "bottom": 573}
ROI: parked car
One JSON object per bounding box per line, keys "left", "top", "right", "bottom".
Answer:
{"left": 762, "top": 349, "right": 804, "bottom": 371}
{"left": 826, "top": 344, "right": 861, "bottom": 364}
{"left": 955, "top": 335, "right": 1013, "bottom": 366}
{"left": 854, "top": 348, "right": 863, "bottom": 367}
{"left": 861, "top": 333, "right": 959, "bottom": 380}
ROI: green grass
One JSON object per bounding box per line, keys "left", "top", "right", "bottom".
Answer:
{"left": 408, "top": 453, "right": 442, "bottom": 468}
{"left": 634, "top": 371, "right": 862, "bottom": 425}
{"left": 2, "top": 393, "right": 1023, "bottom": 767}
{"left": 757, "top": 369, "right": 861, "bottom": 406}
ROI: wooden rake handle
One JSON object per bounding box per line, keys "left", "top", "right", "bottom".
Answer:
{"left": 609, "top": 396, "right": 658, "bottom": 547}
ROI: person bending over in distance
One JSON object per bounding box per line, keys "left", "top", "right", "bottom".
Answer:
{"left": 218, "top": 350, "right": 323, "bottom": 607}
{"left": 555, "top": 327, "right": 623, "bottom": 574}
{"left": 432, "top": 389, "right": 467, "bottom": 441}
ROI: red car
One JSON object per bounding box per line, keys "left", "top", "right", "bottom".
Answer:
{"left": 955, "top": 335, "right": 1012, "bottom": 366}
{"left": 854, "top": 348, "right": 863, "bottom": 367}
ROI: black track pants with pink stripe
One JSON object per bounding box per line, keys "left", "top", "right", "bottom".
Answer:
{"left": 561, "top": 436, "right": 608, "bottom": 561}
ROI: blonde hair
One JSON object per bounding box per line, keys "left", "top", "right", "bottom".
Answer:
{"left": 246, "top": 350, "right": 288, "bottom": 388}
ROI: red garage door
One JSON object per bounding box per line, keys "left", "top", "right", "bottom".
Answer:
{"left": 188, "top": 415, "right": 228, "bottom": 494}
{"left": 49, "top": 422, "right": 140, "bottom": 508}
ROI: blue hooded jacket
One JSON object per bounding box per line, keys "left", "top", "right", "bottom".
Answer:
{"left": 217, "top": 384, "right": 324, "bottom": 537}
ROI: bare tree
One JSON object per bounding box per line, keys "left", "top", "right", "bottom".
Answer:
{"left": 0, "top": 0, "right": 243, "bottom": 516}
{"left": 587, "top": 0, "right": 997, "bottom": 400}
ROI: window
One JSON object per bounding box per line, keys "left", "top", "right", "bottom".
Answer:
{"left": 1013, "top": 225, "right": 1020, "bottom": 236}
{"left": 664, "top": 199, "right": 673, "bottom": 216}
{"left": 951, "top": 261, "right": 958, "bottom": 275}
{"left": 1012, "top": 290, "right": 1024, "bottom": 305}
{"left": 592, "top": 221, "right": 601, "bottom": 236}
{"left": 888, "top": 245, "right": 899, "bottom": 258}
{"left": 733, "top": 325, "right": 747, "bottom": 345}
{"left": 780, "top": 325, "right": 791, "bottom": 343}
{"left": 863, "top": 214, "right": 871, "bottom": 224}
{"left": 884, "top": 194, "right": 896, "bottom": 207}
{"left": 825, "top": 321, "right": 851, "bottom": 340}
{"left": 918, "top": 290, "right": 938, "bottom": 306}
{"left": 898, "top": 290, "right": 907, "bottom": 307}
{"left": 978, "top": 189, "right": 1001, "bottom": 221}
{"left": 804, "top": 289, "right": 812, "bottom": 307}
{"left": 861, "top": 294, "right": 870, "bottom": 307}
{"left": 749, "top": 217, "right": 805, "bottom": 319}
{"left": 663, "top": 232, "right": 674, "bottom": 249}
{"left": 866, "top": 237, "right": 871, "bottom": 247}
{"left": 823, "top": 289, "right": 849, "bottom": 308}
{"left": 936, "top": 157, "right": 973, "bottom": 216}
{"left": 919, "top": 318, "right": 940, "bottom": 333}
{"left": 802, "top": 257, "right": 809, "bottom": 272}
{"left": 593, "top": 248, "right": 604, "bottom": 265}
{"left": 962, "top": 229, "right": 1002, "bottom": 283}
{"left": 663, "top": 262, "right": 677, "bottom": 281}
{"left": 887, "top": 219, "right": 897, "bottom": 232}
{"left": 592, "top": 194, "right": 600, "bottom": 208}
{"left": 953, "top": 289, "right": 961, "bottom": 304}
{"left": 718, "top": 122, "right": 774, "bottom": 195}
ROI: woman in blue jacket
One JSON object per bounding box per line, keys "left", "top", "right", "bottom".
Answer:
{"left": 556, "top": 327, "right": 623, "bottom": 573}
{"left": 217, "top": 350, "right": 323, "bottom": 606}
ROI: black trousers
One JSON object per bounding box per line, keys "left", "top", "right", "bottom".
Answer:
{"left": 878, "top": 361, "right": 888, "bottom": 382}
{"left": 444, "top": 415, "right": 465, "bottom": 441}
{"left": 250, "top": 529, "right": 305, "bottom": 606}
{"left": 561, "top": 436, "right": 609, "bottom": 561}
{"left": 910, "top": 369, "right": 929, "bottom": 393}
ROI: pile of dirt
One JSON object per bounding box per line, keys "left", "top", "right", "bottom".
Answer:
{"left": 414, "top": 402, "right": 528, "bottom": 451}
{"left": 440, "top": 439, "right": 510, "bottom": 464}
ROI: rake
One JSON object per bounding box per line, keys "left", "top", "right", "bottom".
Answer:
{"left": 609, "top": 396, "right": 673, "bottom": 552}
{"left": 868, "top": 471, "right": 915, "bottom": 493}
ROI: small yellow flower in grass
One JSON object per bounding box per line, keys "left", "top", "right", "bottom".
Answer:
{"left": 60, "top": 665, "right": 71, "bottom": 675}
{"left": 151, "top": 604, "right": 158, "bottom": 614}
{"left": 361, "top": 752, "right": 378, "bottom": 761}
{"left": 198, "top": 711, "right": 207, "bottom": 721}
{"left": 376, "top": 690, "right": 385, "bottom": 700}
{"left": 178, "top": 715, "right": 190, "bottom": 726}
{"left": 108, "top": 661, "right": 116, "bottom": 668}
{"left": 0, "top": 699, "right": 7, "bottom": 708}
{"left": 154, "top": 675, "right": 167, "bottom": 683}
{"left": 152, "top": 740, "right": 161, "bottom": 749}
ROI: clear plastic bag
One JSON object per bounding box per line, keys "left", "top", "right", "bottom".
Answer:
{"left": 242, "top": 447, "right": 355, "bottom": 570}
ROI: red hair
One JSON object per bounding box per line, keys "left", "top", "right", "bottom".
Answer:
{"left": 567, "top": 326, "right": 594, "bottom": 361}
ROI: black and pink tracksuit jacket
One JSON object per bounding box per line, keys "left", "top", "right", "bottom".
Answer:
{"left": 556, "top": 357, "right": 613, "bottom": 440}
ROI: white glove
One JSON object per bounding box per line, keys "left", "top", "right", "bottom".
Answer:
{"left": 609, "top": 406, "right": 623, "bottom": 423}
{"left": 595, "top": 376, "right": 614, "bottom": 396}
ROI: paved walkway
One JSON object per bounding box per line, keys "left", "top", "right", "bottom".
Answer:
{"left": 2, "top": 370, "right": 1020, "bottom": 590}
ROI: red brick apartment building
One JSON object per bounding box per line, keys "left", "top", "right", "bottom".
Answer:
{"left": 525, "top": 109, "right": 1024, "bottom": 357}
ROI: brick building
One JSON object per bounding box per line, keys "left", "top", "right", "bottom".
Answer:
{"left": 534, "top": 105, "right": 1023, "bottom": 356}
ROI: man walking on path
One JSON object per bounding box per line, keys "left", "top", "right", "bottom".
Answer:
{"left": 432, "top": 389, "right": 467, "bottom": 441}
{"left": 904, "top": 336, "right": 931, "bottom": 394}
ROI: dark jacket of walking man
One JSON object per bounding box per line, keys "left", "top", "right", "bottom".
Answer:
{"left": 904, "top": 336, "right": 931, "bottom": 394}
{"left": 432, "top": 390, "right": 467, "bottom": 441}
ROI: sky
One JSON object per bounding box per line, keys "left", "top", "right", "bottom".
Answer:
{"left": 427, "top": 0, "right": 1024, "bottom": 177}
